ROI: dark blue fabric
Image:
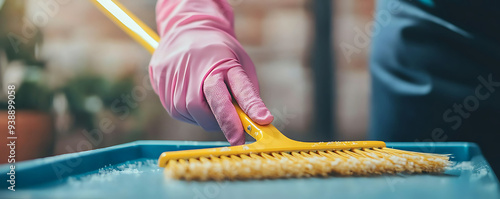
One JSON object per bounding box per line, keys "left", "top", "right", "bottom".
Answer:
{"left": 369, "top": 0, "right": 500, "bottom": 174}
{"left": 415, "top": 0, "right": 500, "bottom": 44}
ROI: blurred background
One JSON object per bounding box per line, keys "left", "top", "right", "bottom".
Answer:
{"left": 0, "top": 0, "right": 374, "bottom": 162}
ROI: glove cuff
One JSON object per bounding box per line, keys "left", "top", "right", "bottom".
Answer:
{"left": 155, "top": 0, "right": 235, "bottom": 37}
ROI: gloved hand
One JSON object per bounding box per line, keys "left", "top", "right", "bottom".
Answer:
{"left": 149, "top": 0, "right": 274, "bottom": 145}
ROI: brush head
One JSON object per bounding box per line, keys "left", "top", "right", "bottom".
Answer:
{"left": 164, "top": 147, "right": 451, "bottom": 181}
{"left": 161, "top": 103, "right": 450, "bottom": 180}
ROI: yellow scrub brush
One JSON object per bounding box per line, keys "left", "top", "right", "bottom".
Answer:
{"left": 160, "top": 103, "right": 450, "bottom": 180}
{"left": 92, "top": 0, "right": 451, "bottom": 181}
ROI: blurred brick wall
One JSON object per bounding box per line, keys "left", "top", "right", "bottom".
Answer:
{"left": 334, "top": 0, "right": 375, "bottom": 140}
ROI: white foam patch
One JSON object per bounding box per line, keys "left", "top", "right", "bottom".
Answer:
{"left": 448, "top": 161, "right": 474, "bottom": 171}
{"left": 67, "top": 159, "right": 160, "bottom": 186}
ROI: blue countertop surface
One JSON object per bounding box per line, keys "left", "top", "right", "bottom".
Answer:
{"left": 0, "top": 141, "right": 499, "bottom": 199}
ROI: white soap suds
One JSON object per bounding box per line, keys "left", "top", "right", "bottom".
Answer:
{"left": 447, "top": 161, "right": 474, "bottom": 171}
{"left": 67, "top": 159, "right": 160, "bottom": 186}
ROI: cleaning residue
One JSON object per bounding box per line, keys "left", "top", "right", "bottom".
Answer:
{"left": 447, "top": 161, "right": 474, "bottom": 171}
{"left": 66, "top": 159, "right": 161, "bottom": 187}
{"left": 445, "top": 161, "right": 493, "bottom": 182}
{"left": 220, "top": 147, "right": 231, "bottom": 152}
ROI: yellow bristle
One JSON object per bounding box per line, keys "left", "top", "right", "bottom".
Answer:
{"left": 163, "top": 147, "right": 451, "bottom": 181}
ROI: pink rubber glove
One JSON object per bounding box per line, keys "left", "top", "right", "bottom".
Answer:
{"left": 149, "top": 0, "right": 274, "bottom": 145}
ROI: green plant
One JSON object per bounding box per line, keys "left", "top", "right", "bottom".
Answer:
{"left": 0, "top": 65, "right": 53, "bottom": 112}
{"left": 14, "top": 66, "right": 54, "bottom": 112}
{"left": 61, "top": 73, "right": 136, "bottom": 131}
{"left": 0, "top": 0, "right": 52, "bottom": 112}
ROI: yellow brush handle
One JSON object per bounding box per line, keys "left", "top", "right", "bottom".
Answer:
{"left": 91, "top": 0, "right": 160, "bottom": 53}
{"left": 91, "top": 1, "right": 387, "bottom": 167}
{"left": 234, "top": 101, "right": 289, "bottom": 142}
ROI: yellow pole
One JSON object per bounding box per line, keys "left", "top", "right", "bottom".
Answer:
{"left": 90, "top": 0, "right": 160, "bottom": 53}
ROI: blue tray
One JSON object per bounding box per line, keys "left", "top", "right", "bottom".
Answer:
{"left": 1, "top": 141, "right": 499, "bottom": 199}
